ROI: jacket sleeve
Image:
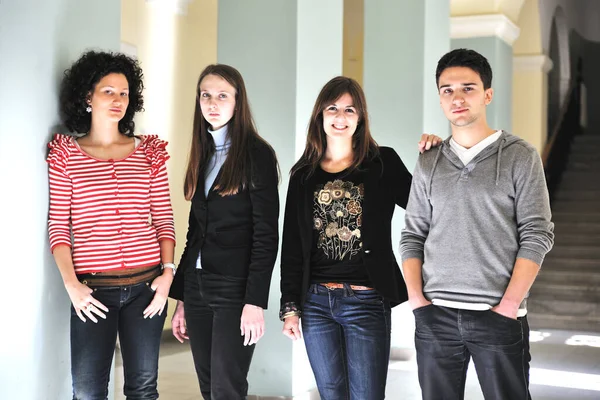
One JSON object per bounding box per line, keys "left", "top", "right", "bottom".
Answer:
{"left": 243, "top": 144, "right": 280, "bottom": 309}
{"left": 279, "top": 172, "right": 304, "bottom": 308}
{"left": 383, "top": 147, "right": 413, "bottom": 208}
{"left": 169, "top": 205, "right": 196, "bottom": 301}
{"left": 514, "top": 146, "right": 555, "bottom": 265}
{"left": 399, "top": 154, "right": 431, "bottom": 262}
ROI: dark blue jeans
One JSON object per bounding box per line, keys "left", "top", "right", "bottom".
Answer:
{"left": 301, "top": 284, "right": 392, "bottom": 400}
{"left": 70, "top": 280, "right": 167, "bottom": 400}
{"left": 414, "top": 305, "right": 531, "bottom": 400}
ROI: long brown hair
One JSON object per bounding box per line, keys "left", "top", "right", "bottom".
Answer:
{"left": 184, "top": 64, "right": 275, "bottom": 199}
{"left": 291, "top": 76, "right": 378, "bottom": 178}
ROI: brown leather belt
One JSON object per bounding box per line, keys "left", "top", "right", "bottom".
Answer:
{"left": 320, "top": 282, "right": 374, "bottom": 291}
{"left": 78, "top": 265, "right": 161, "bottom": 288}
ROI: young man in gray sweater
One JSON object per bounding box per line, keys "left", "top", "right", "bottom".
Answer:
{"left": 400, "top": 49, "right": 554, "bottom": 400}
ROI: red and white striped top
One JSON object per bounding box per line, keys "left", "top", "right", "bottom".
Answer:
{"left": 47, "top": 134, "right": 176, "bottom": 274}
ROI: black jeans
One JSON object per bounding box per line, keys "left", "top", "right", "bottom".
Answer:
{"left": 70, "top": 280, "right": 166, "bottom": 400}
{"left": 184, "top": 268, "right": 255, "bottom": 400}
{"left": 413, "top": 305, "right": 531, "bottom": 400}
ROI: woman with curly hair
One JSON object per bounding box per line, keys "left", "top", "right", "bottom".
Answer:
{"left": 168, "top": 64, "right": 279, "bottom": 399}
{"left": 279, "top": 76, "right": 440, "bottom": 399}
{"left": 47, "top": 50, "right": 176, "bottom": 399}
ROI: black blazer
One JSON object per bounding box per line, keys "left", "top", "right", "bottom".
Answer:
{"left": 280, "top": 146, "right": 412, "bottom": 309}
{"left": 169, "top": 139, "right": 279, "bottom": 309}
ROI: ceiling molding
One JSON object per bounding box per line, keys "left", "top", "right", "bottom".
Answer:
{"left": 513, "top": 54, "right": 553, "bottom": 73}
{"left": 451, "top": 14, "right": 521, "bottom": 46}
{"left": 146, "top": 0, "right": 192, "bottom": 15}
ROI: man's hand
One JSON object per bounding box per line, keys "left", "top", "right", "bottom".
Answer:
{"left": 491, "top": 300, "right": 519, "bottom": 320}
{"left": 409, "top": 295, "right": 432, "bottom": 311}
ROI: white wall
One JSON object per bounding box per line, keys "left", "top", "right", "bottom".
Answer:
{"left": 0, "top": 1, "right": 120, "bottom": 398}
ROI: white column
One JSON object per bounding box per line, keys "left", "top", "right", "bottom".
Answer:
{"left": 217, "top": 0, "right": 344, "bottom": 396}
{"left": 0, "top": 1, "right": 121, "bottom": 399}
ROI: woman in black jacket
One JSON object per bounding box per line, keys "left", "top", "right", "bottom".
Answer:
{"left": 169, "top": 64, "right": 279, "bottom": 400}
{"left": 279, "top": 76, "right": 439, "bottom": 399}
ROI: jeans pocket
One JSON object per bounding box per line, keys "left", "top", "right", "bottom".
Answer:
{"left": 352, "top": 289, "right": 383, "bottom": 305}
{"left": 412, "top": 304, "right": 434, "bottom": 316}
{"left": 487, "top": 310, "right": 521, "bottom": 325}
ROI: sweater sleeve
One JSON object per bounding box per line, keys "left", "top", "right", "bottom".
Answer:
{"left": 514, "top": 146, "right": 555, "bottom": 265}
{"left": 399, "top": 153, "right": 432, "bottom": 262}
{"left": 47, "top": 134, "right": 73, "bottom": 252}
{"left": 144, "top": 135, "right": 176, "bottom": 244}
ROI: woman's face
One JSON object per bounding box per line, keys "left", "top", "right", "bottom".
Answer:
{"left": 198, "top": 74, "right": 237, "bottom": 130}
{"left": 322, "top": 92, "right": 359, "bottom": 139}
{"left": 88, "top": 73, "right": 129, "bottom": 124}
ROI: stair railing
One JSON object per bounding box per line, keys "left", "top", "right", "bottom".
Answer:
{"left": 542, "top": 78, "right": 582, "bottom": 201}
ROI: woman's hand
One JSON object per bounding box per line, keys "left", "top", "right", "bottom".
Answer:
{"left": 418, "top": 134, "right": 444, "bottom": 153}
{"left": 172, "top": 300, "right": 189, "bottom": 343}
{"left": 282, "top": 315, "right": 302, "bottom": 341}
{"left": 240, "top": 304, "right": 265, "bottom": 346}
{"left": 143, "top": 270, "right": 173, "bottom": 319}
{"left": 65, "top": 281, "right": 108, "bottom": 323}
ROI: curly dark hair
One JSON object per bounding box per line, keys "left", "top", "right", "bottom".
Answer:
{"left": 59, "top": 50, "right": 144, "bottom": 135}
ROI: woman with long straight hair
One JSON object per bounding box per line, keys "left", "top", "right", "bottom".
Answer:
{"left": 279, "top": 76, "right": 440, "bottom": 399}
{"left": 169, "top": 64, "right": 279, "bottom": 399}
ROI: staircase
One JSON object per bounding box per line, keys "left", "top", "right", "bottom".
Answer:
{"left": 528, "top": 134, "right": 600, "bottom": 333}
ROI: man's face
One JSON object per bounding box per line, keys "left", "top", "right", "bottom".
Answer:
{"left": 438, "top": 66, "right": 493, "bottom": 128}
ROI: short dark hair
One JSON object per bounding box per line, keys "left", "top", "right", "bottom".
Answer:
{"left": 435, "top": 48, "right": 493, "bottom": 90}
{"left": 59, "top": 50, "right": 144, "bottom": 136}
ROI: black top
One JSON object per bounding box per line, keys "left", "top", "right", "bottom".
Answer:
{"left": 169, "top": 139, "right": 280, "bottom": 309}
{"left": 310, "top": 166, "right": 371, "bottom": 286}
{"left": 280, "top": 146, "right": 412, "bottom": 310}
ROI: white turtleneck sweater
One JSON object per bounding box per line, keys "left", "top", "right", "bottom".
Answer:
{"left": 197, "top": 125, "right": 231, "bottom": 269}
{"left": 204, "top": 125, "right": 231, "bottom": 197}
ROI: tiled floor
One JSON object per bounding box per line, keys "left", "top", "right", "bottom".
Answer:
{"left": 115, "top": 329, "right": 600, "bottom": 399}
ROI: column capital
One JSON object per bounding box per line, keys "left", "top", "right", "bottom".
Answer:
{"left": 451, "top": 14, "right": 520, "bottom": 46}
{"left": 146, "top": 0, "right": 192, "bottom": 15}
{"left": 513, "top": 54, "right": 553, "bottom": 73}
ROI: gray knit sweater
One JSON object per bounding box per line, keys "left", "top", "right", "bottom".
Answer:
{"left": 400, "top": 131, "right": 554, "bottom": 307}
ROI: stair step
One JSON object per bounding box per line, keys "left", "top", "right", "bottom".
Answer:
{"left": 566, "top": 162, "right": 600, "bottom": 171}
{"left": 552, "top": 201, "right": 600, "bottom": 213}
{"left": 565, "top": 154, "right": 600, "bottom": 163}
{"left": 553, "top": 233, "right": 600, "bottom": 246}
{"left": 542, "top": 257, "right": 600, "bottom": 272}
{"left": 535, "top": 268, "right": 600, "bottom": 284}
{"left": 528, "top": 298, "right": 600, "bottom": 319}
{"left": 552, "top": 212, "right": 600, "bottom": 223}
{"left": 573, "top": 135, "right": 600, "bottom": 144}
{"left": 554, "top": 191, "right": 600, "bottom": 201}
{"left": 547, "top": 245, "right": 600, "bottom": 258}
{"left": 553, "top": 221, "right": 600, "bottom": 233}
{"left": 557, "top": 175, "right": 600, "bottom": 190}
{"left": 530, "top": 281, "right": 600, "bottom": 300}
{"left": 527, "top": 312, "right": 600, "bottom": 332}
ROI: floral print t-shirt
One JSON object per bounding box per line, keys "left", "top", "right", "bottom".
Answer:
{"left": 310, "top": 166, "right": 372, "bottom": 286}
